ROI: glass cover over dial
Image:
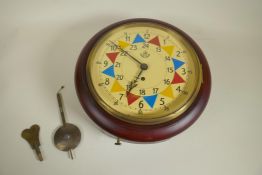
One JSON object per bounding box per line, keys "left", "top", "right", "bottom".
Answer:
{"left": 86, "top": 22, "right": 202, "bottom": 125}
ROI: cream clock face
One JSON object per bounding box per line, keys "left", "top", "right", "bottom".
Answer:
{"left": 86, "top": 22, "right": 202, "bottom": 125}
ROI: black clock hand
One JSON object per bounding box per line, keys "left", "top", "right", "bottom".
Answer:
{"left": 126, "top": 59, "right": 148, "bottom": 94}
{"left": 109, "top": 41, "right": 143, "bottom": 65}
{"left": 127, "top": 68, "right": 144, "bottom": 94}
{"left": 127, "top": 61, "right": 149, "bottom": 95}
{"left": 109, "top": 41, "right": 148, "bottom": 94}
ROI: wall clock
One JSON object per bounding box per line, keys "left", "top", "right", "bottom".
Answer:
{"left": 75, "top": 18, "right": 211, "bottom": 143}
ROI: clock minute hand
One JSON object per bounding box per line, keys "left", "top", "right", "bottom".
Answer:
{"left": 109, "top": 41, "right": 149, "bottom": 94}
{"left": 109, "top": 41, "right": 142, "bottom": 65}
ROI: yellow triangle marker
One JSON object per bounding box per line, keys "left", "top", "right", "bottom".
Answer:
{"left": 111, "top": 80, "right": 125, "bottom": 92}
{"left": 160, "top": 85, "right": 174, "bottom": 99}
{"left": 118, "top": 40, "right": 130, "bottom": 49}
{"left": 161, "top": 46, "right": 174, "bottom": 57}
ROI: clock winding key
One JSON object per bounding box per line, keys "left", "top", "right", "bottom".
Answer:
{"left": 21, "top": 124, "right": 43, "bottom": 161}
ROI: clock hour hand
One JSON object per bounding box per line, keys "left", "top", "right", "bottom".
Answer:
{"left": 127, "top": 68, "right": 144, "bottom": 94}
{"left": 127, "top": 81, "right": 138, "bottom": 94}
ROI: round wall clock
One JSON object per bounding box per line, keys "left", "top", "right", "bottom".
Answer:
{"left": 75, "top": 18, "right": 211, "bottom": 143}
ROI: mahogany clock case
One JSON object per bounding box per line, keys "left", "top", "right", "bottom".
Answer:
{"left": 75, "top": 18, "right": 211, "bottom": 143}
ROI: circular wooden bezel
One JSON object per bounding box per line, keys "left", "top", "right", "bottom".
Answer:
{"left": 75, "top": 18, "right": 211, "bottom": 142}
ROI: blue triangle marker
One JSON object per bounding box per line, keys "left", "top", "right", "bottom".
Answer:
{"left": 173, "top": 58, "right": 185, "bottom": 70}
{"left": 102, "top": 65, "right": 115, "bottom": 78}
{"left": 143, "top": 95, "right": 158, "bottom": 108}
{"left": 132, "top": 34, "right": 145, "bottom": 44}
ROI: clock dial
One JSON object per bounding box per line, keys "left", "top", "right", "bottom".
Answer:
{"left": 86, "top": 22, "right": 202, "bottom": 125}
{"left": 76, "top": 19, "right": 211, "bottom": 142}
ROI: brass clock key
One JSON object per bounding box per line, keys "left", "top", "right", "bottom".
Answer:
{"left": 21, "top": 124, "right": 43, "bottom": 161}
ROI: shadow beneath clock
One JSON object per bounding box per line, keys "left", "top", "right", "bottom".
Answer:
{"left": 40, "top": 14, "right": 130, "bottom": 137}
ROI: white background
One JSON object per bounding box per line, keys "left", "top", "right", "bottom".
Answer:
{"left": 0, "top": 0, "right": 262, "bottom": 175}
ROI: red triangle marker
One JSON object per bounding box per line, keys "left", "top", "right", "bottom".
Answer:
{"left": 148, "top": 36, "right": 160, "bottom": 46}
{"left": 172, "top": 73, "right": 185, "bottom": 84}
{"left": 126, "top": 91, "right": 140, "bottom": 105}
{"left": 106, "top": 52, "right": 119, "bottom": 63}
